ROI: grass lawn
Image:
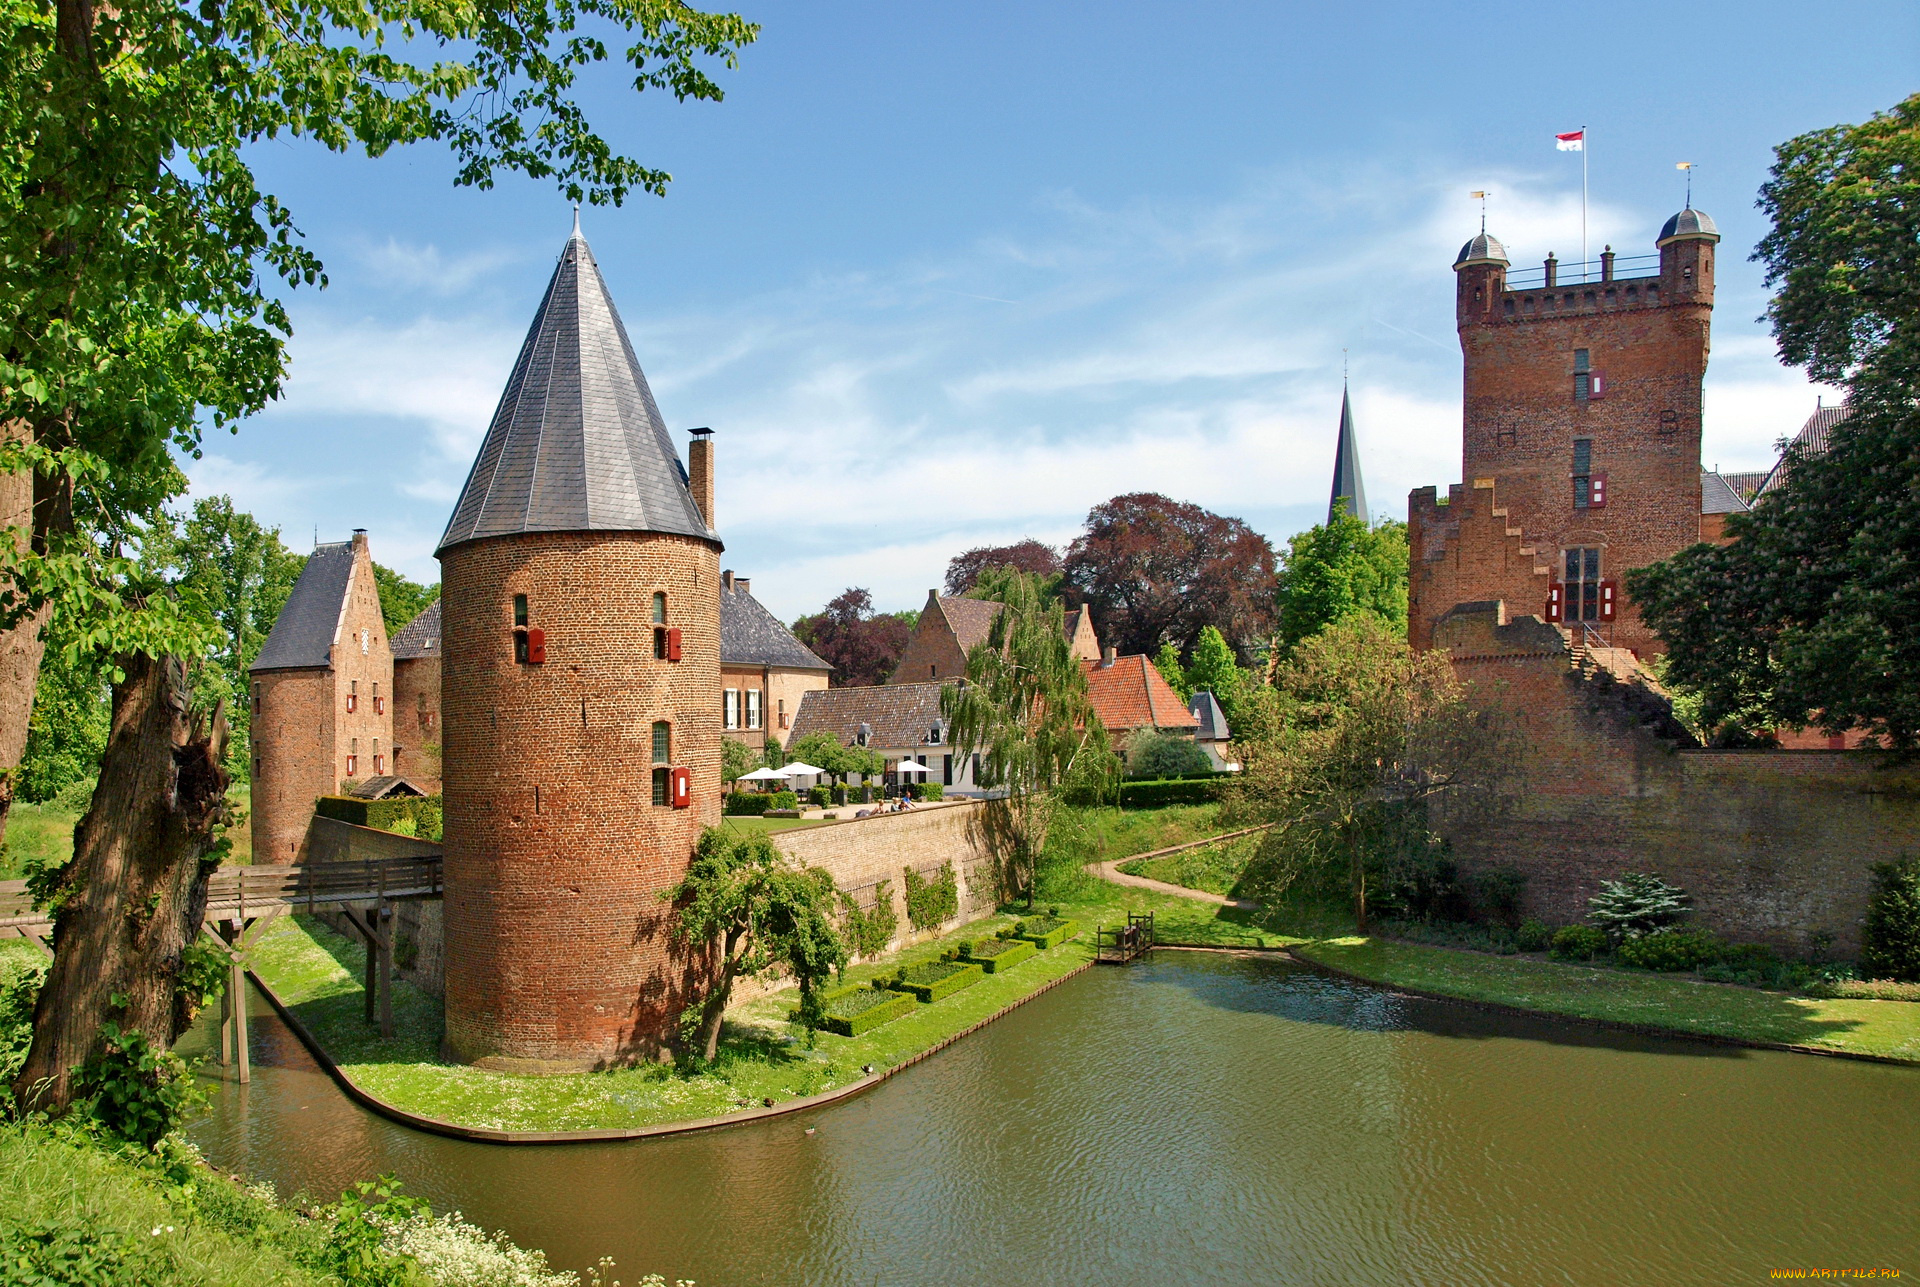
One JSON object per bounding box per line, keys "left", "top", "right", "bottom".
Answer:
{"left": 2, "top": 783, "right": 252, "bottom": 877}
{"left": 1116, "top": 829, "right": 1264, "bottom": 897}
{"left": 1295, "top": 937, "right": 1920, "bottom": 1062}
{"left": 0, "top": 1124, "right": 327, "bottom": 1285}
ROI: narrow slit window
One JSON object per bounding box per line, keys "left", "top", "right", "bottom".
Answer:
{"left": 1574, "top": 348, "right": 1591, "bottom": 403}
{"left": 1573, "top": 438, "right": 1593, "bottom": 508}
{"left": 651, "top": 592, "right": 667, "bottom": 625}
{"left": 652, "top": 721, "right": 671, "bottom": 765}
{"left": 513, "top": 595, "right": 529, "bottom": 627}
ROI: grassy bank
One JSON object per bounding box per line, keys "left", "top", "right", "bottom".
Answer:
{"left": 2, "top": 784, "right": 252, "bottom": 877}
{"left": 1294, "top": 937, "right": 1920, "bottom": 1062}
{"left": 1115, "top": 829, "right": 1264, "bottom": 898}
{"left": 0, "top": 1125, "right": 327, "bottom": 1286}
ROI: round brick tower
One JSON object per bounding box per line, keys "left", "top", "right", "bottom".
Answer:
{"left": 436, "top": 225, "right": 722, "bottom": 1072}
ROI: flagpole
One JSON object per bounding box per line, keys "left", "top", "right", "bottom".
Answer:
{"left": 1581, "top": 124, "right": 1589, "bottom": 282}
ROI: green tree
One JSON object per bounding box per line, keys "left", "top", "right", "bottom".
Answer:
{"left": 1860, "top": 855, "right": 1920, "bottom": 983}
{"left": 1234, "top": 615, "right": 1518, "bottom": 932}
{"left": 942, "top": 571, "right": 1120, "bottom": 907}
{"left": 373, "top": 564, "right": 439, "bottom": 637}
{"left": 721, "top": 737, "right": 758, "bottom": 787}
{"left": 1628, "top": 95, "right": 1920, "bottom": 748}
{"left": 966, "top": 563, "right": 1064, "bottom": 607}
{"left": 1151, "top": 643, "right": 1190, "bottom": 702}
{"left": 666, "top": 828, "right": 847, "bottom": 1061}
{"left": 1184, "top": 625, "right": 1242, "bottom": 725}
{"left": 1274, "top": 513, "right": 1407, "bottom": 654}
{"left": 3, "top": 0, "right": 758, "bottom": 1117}
{"left": 1123, "top": 729, "right": 1211, "bottom": 781}
{"left": 16, "top": 637, "right": 111, "bottom": 804}
{"left": 784, "top": 730, "right": 883, "bottom": 787}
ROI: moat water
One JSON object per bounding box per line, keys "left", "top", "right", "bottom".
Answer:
{"left": 186, "top": 953, "right": 1920, "bottom": 1286}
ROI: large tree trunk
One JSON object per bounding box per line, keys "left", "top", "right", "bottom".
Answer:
{"left": 12, "top": 654, "right": 229, "bottom": 1114}
{"left": 0, "top": 424, "right": 51, "bottom": 850}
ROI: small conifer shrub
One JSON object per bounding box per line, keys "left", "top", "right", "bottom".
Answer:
{"left": 1587, "top": 873, "right": 1690, "bottom": 943}
{"left": 1860, "top": 854, "right": 1920, "bottom": 983}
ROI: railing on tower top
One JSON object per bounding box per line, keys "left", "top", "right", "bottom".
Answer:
{"left": 1503, "top": 253, "right": 1661, "bottom": 291}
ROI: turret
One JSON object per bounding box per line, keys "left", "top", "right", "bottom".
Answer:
{"left": 1657, "top": 206, "right": 1719, "bottom": 305}
{"left": 1454, "top": 231, "right": 1509, "bottom": 327}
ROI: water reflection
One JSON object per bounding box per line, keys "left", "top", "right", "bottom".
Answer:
{"left": 187, "top": 953, "right": 1920, "bottom": 1285}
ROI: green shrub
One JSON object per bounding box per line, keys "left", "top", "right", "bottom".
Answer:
{"left": 831, "top": 785, "right": 849, "bottom": 806}
{"left": 326, "top": 1176, "right": 426, "bottom": 1286}
{"left": 1615, "top": 928, "right": 1724, "bottom": 972}
{"left": 962, "top": 937, "right": 1036, "bottom": 973}
{"left": 1801, "top": 977, "right": 1920, "bottom": 1002}
{"left": 0, "top": 960, "right": 45, "bottom": 1083}
{"left": 1117, "top": 778, "right": 1220, "bottom": 808}
{"left": 792, "top": 986, "right": 917, "bottom": 1036}
{"left": 1016, "top": 916, "right": 1077, "bottom": 949}
{"left": 903, "top": 862, "right": 959, "bottom": 933}
{"left": 724, "top": 792, "right": 774, "bottom": 816}
{"left": 313, "top": 794, "right": 443, "bottom": 838}
{"left": 1124, "top": 730, "right": 1213, "bottom": 781}
{"left": 1515, "top": 919, "right": 1553, "bottom": 952}
{"left": 771, "top": 790, "right": 799, "bottom": 811}
{"left": 1550, "top": 924, "right": 1608, "bottom": 962}
{"left": 887, "top": 960, "right": 983, "bottom": 1002}
{"left": 1860, "top": 854, "right": 1920, "bottom": 983}
{"left": 807, "top": 786, "right": 833, "bottom": 808}
{"left": 1471, "top": 865, "right": 1528, "bottom": 928}
{"left": 1587, "top": 872, "right": 1691, "bottom": 943}
{"left": 907, "top": 782, "right": 944, "bottom": 801}
{"left": 70, "top": 1023, "right": 203, "bottom": 1150}
{"left": 0, "top": 1219, "right": 164, "bottom": 1283}
{"left": 840, "top": 880, "right": 897, "bottom": 958}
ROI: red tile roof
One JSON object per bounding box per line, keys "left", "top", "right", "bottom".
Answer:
{"left": 1082, "top": 655, "right": 1200, "bottom": 735}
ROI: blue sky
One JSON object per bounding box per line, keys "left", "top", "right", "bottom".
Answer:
{"left": 194, "top": 0, "right": 1920, "bottom": 621}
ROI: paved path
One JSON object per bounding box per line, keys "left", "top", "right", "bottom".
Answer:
{"left": 1086, "top": 824, "right": 1270, "bottom": 912}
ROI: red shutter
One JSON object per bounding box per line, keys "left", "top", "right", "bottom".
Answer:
{"left": 666, "top": 626, "right": 683, "bottom": 662}
{"left": 346, "top": 693, "right": 357, "bottom": 713}
{"left": 374, "top": 695, "right": 385, "bottom": 714}
{"left": 670, "top": 766, "right": 691, "bottom": 809}
{"left": 346, "top": 755, "right": 357, "bottom": 775}
{"left": 527, "top": 627, "right": 547, "bottom": 665}
{"left": 1599, "top": 580, "right": 1617, "bottom": 622}
{"left": 1545, "top": 584, "right": 1563, "bottom": 622}
{"left": 1588, "top": 370, "right": 1607, "bottom": 399}
{"left": 1589, "top": 472, "right": 1608, "bottom": 508}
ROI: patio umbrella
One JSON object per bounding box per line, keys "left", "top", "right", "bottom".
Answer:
{"left": 737, "top": 767, "right": 791, "bottom": 781}
{"left": 777, "top": 762, "right": 828, "bottom": 777}
{"left": 893, "top": 758, "right": 930, "bottom": 775}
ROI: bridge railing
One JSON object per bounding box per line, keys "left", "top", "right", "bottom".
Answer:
{"left": 0, "top": 855, "right": 443, "bottom": 929}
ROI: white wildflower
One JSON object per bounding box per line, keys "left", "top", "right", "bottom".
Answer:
{"left": 377, "top": 1210, "right": 576, "bottom": 1287}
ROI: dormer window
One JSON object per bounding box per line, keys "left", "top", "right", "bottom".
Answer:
{"left": 856, "top": 723, "right": 872, "bottom": 748}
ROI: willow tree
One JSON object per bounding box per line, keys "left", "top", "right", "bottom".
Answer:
{"left": 4, "top": 0, "right": 757, "bottom": 1114}
{"left": 942, "top": 571, "right": 1119, "bottom": 908}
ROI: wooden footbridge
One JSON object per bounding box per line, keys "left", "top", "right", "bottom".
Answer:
{"left": 1095, "top": 911, "right": 1155, "bottom": 964}
{"left": 0, "top": 855, "right": 443, "bottom": 1082}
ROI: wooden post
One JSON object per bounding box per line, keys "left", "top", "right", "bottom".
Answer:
{"left": 377, "top": 903, "right": 394, "bottom": 1039}
{"left": 230, "top": 928, "right": 250, "bottom": 1085}
{"left": 362, "top": 907, "right": 378, "bottom": 1025}
{"left": 218, "top": 971, "right": 232, "bottom": 1067}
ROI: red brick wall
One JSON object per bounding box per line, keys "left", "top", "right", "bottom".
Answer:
{"left": 392, "top": 654, "right": 442, "bottom": 788}
{"left": 439, "top": 530, "right": 722, "bottom": 1072}
{"left": 1433, "top": 606, "right": 1901, "bottom": 958}
{"left": 891, "top": 596, "right": 968, "bottom": 683}
{"left": 249, "top": 668, "right": 333, "bottom": 864}
{"left": 1415, "top": 235, "right": 1717, "bottom": 657}
{"left": 334, "top": 544, "right": 395, "bottom": 783}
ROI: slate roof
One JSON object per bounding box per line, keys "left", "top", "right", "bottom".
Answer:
{"left": 788, "top": 682, "right": 951, "bottom": 750}
{"left": 438, "top": 228, "right": 716, "bottom": 554}
{"left": 1757, "top": 401, "right": 1853, "bottom": 497}
{"left": 1454, "top": 231, "right": 1508, "bottom": 267}
{"left": 347, "top": 776, "right": 429, "bottom": 799}
{"left": 391, "top": 599, "right": 442, "bottom": 660}
{"left": 1720, "top": 470, "right": 1770, "bottom": 502}
{"left": 1657, "top": 206, "right": 1720, "bottom": 245}
{"left": 251, "top": 542, "right": 356, "bottom": 672}
{"left": 1329, "top": 384, "right": 1368, "bottom": 523}
{"left": 1189, "top": 691, "right": 1231, "bottom": 741}
{"left": 1700, "top": 471, "right": 1750, "bottom": 516}
{"left": 1083, "top": 655, "right": 1200, "bottom": 734}
{"left": 937, "top": 596, "right": 1002, "bottom": 651}
{"left": 722, "top": 580, "right": 831, "bottom": 671}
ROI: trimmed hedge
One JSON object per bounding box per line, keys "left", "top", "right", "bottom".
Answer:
{"left": 1117, "top": 778, "right": 1221, "bottom": 807}
{"left": 791, "top": 986, "right": 918, "bottom": 1036}
{"left": 887, "top": 960, "right": 983, "bottom": 1002}
{"left": 907, "top": 782, "right": 944, "bottom": 801}
{"left": 959, "top": 937, "right": 1036, "bottom": 974}
{"left": 724, "top": 792, "right": 774, "bottom": 816}
{"left": 1016, "top": 917, "right": 1077, "bottom": 950}
{"left": 806, "top": 786, "right": 833, "bottom": 808}
{"left": 314, "top": 793, "right": 442, "bottom": 840}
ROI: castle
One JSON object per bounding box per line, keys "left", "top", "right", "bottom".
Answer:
{"left": 1409, "top": 207, "right": 1724, "bottom": 656}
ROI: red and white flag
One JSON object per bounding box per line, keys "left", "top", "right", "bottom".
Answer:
{"left": 1555, "top": 130, "right": 1585, "bottom": 152}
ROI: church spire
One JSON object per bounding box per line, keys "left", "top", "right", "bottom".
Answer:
{"left": 1328, "top": 382, "right": 1369, "bottom": 525}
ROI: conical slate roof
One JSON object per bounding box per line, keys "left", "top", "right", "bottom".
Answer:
{"left": 1328, "top": 384, "right": 1369, "bottom": 524}
{"left": 438, "top": 227, "right": 716, "bottom": 554}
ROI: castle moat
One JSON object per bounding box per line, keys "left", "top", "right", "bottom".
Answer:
{"left": 188, "top": 952, "right": 1919, "bottom": 1285}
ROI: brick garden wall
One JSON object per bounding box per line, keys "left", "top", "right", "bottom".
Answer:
{"left": 1434, "top": 606, "right": 1911, "bottom": 958}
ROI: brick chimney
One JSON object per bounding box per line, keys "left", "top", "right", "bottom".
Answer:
{"left": 722, "top": 569, "right": 734, "bottom": 593}
{"left": 1101, "top": 645, "right": 1116, "bottom": 668}
{"left": 351, "top": 529, "right": 369, "bottom": 555}
{"left": 688, "top": 427, "right": 715, "bottom": 529}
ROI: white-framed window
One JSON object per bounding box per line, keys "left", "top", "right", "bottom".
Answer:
{"left": 723, "top": 688, "right": 740, "bottom": 730}
{"left": 746, "top": 689, "right": 763, "bottom": 730}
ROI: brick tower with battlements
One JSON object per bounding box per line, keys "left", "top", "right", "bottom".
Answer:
{"left": 437, "top": 224, "right": 723, "bottom": 1073}
{"left": 1408, "top": 207, "right": 1720, "bottom": 656}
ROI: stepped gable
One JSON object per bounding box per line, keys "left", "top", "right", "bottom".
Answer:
{"left": 251, "top": 541, "right": 356, "bottom": 671}
{"left": 437, "top": 227, "right": 714, "bottom": 553}
{"left": 390, "top": 599, "right": 442, "bottom": 659}
{"left": 721, "top": 580, "right": 831, "bottom": 672}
